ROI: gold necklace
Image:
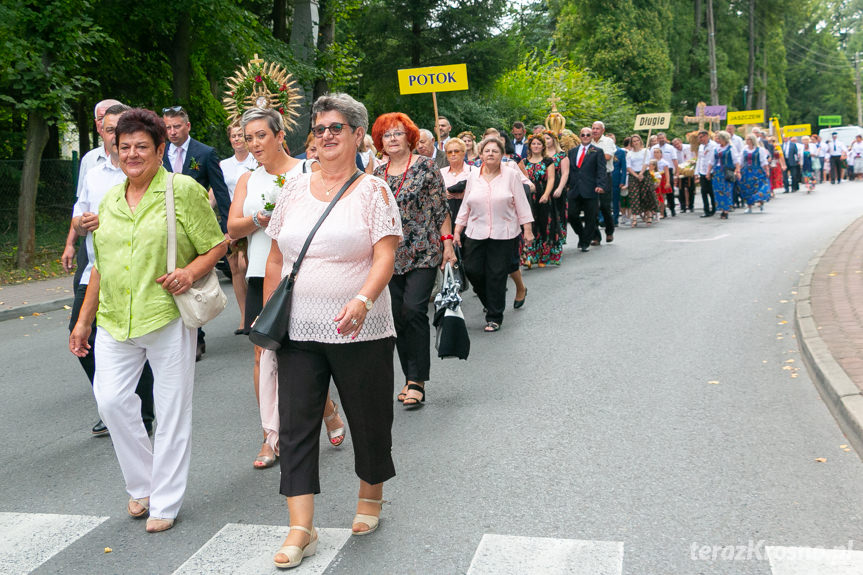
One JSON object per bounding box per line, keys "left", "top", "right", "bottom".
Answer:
{"left": 320, "top": 171, "right": 349, "bottom": 196}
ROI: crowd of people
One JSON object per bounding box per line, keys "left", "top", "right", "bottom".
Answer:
{"left": 62, "top": 90, "right": 852, "bottom": 567}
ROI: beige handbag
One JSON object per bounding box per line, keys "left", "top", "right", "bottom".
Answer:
{"left": 166, "top": 174, "right": 227, "bottom": 329}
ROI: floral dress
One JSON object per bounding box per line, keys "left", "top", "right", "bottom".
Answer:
{"left": 739, "top": 148, "right": 770, "bottom": 205}
{"left": 550, "top": 151, "right": 568, "bottom": 256}
{"left": 712, "top": 146, "right": 735, "bottom": 212}
{"left": 769, "top": 147, "right": 784, "bottom": 191}
{"left": 522, "top": 157, "right": 554, "bottom": 267}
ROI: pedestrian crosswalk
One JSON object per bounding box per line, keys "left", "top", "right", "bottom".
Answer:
{"left": 2, "top": 512, "right": 861, "bottom": 574}
{"left": 0, "top": 512, "right": 108, "bottom": 574}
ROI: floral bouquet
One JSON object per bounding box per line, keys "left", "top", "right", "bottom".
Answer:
{"left": 262, "top": 174, "right": 286, "bottom": 215}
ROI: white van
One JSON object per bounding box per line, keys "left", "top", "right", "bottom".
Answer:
{"left": 819, "top": 125, "right": 863, "bottom": 147}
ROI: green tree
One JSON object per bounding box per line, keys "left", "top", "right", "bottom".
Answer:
{"left": 0, "top": 0, "right": 105, "bottom": 268}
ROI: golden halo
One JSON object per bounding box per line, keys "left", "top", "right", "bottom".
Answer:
{"left": 223, "top": 54, "right": 302, "bottom": 131}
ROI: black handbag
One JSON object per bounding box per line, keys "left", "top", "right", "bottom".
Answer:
{"left": 433, "top": 263, "right": 470, "bottom": 360}
{"left": 722, "top": 149, "right": 737, "bottom": 182}
{"left": 249, "top": 170, "right": 363, "bottom": 350}
{"left": 452, "top": 243, "right": 469, "bottom": 292}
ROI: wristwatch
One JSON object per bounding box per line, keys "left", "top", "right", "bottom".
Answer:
{"left": 354, "top": 294, "right": 373, "bottom": 311}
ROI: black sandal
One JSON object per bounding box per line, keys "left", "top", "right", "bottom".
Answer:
{"left": 403, "top": 383, "right": 425, "bottom": 409}
{"left": 484, "top": 322, "right": 501, "bottom": 332}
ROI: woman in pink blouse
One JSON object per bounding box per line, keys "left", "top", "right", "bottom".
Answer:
{"left": 454, "top": 137, "right": 534, "bottom": 332}
{"left": 263, "top": 93, "right": 402, "bottom": 569}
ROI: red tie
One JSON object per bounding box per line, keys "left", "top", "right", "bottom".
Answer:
{"left": 577, "top": 147, "right": 586, "bottom": 168}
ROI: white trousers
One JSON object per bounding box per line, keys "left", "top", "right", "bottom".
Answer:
{"left": 94, "top": 319, "right": 196, "bottom": 519}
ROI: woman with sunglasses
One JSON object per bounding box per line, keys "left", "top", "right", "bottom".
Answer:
{"left": 264, "top": 94, "right": 403, "bottom": 568}
{"left": 228, "top": 107, "right": 347, "bottom": 470}
{"left": 371, "top": 112, "right": 456, "bottom": 409}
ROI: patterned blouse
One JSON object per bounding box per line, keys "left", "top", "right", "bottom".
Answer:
{"left": 525, "top": 157, "right": 554, "bottom": 190}
{"left": 373, "top": 155, "right": 448, "bottom": 275}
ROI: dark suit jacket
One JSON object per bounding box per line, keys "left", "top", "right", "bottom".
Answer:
{"left": 566, "top": 144, "right": 608, "bottom": 199}
{"left": 163, "top": 138, "right": 230, "bottom": 233}
{"left": 431, "top": 150, "right": 448, "bottom": 169}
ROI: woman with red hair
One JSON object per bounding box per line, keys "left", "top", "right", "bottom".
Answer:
{"left": 371, "top": 112, "right": 456, "bottom": 409}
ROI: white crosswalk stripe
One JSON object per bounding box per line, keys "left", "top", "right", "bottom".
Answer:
{"left": 466, "top": 534, "right": 624, "bottom": 575}
{"left": 0, "top": 511, "right": 108, "bottom": 575}
{"left": 766, "top": 545, "right": 863, "bottom": 574}
{"left": 171, "top": 523, "right": 352, "bottom": 575}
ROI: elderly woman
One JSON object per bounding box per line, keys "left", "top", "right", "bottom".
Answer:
{"left": 220, "top": 122, "right": 257, "bottom": 334}
{"left": 228, "top": 108, "right": 346, "bottom": 470}
{"left": 454, "top": 137, "right": 534, "bottom": 332}
{"left": 712, "top": 131, "right": 739, "bottom": 219}
{"left": 69, "top": 108, "right": 226, "bottom": 533}
{"left": 371, "top": 112, "right": 456, "bottom": 408}
{"left": 739, "top": 133, "right": 771, "bottom": 212}
{"left": 264, "top": 93, "right": 402, "bottom": 569}
{"left": 459, "top": 130, "right": 479, "bottom": 165}
{"left": 441, "top": 137, "right": 476, "bottom": 220}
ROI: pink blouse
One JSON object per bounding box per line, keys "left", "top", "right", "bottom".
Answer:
{"left": 266, "top": 173, "right": 403, "bottom": 343}
{"left": 455, "top": 166, "right": 533, "bottom": 240}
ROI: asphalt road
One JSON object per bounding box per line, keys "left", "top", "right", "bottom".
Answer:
{"left": 2, "top": 183, "right": 863, "bottom": 574}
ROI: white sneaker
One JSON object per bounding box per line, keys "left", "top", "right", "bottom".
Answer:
{"left": 744, "top": 207, "right": 752, "bottom": 214}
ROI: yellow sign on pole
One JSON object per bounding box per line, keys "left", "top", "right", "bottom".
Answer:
{"left": 726, "top": 109, "right": 765, "bottom": 125}
{"left": 782, "top": 124, "right": 811, "bottom": 138}
{"left": 633, "top": 113, "right": 672, "bottom": 130}
{"left": 397, "top": 64, "right": 469, "bottom": 95}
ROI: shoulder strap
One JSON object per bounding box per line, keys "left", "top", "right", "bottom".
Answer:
{"left": 166, "top": 173, "right": 177, "bottom": 273}
{"left": 288, "top": 170, "right": 363, "bottom": 282}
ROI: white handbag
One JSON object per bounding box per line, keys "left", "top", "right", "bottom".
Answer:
{"left": 165, "top": 174, "right": 227, "bottom": 329}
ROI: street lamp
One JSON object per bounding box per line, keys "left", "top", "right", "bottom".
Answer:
{"left": 743, "top": 85, "right": 749, "bottom": 110}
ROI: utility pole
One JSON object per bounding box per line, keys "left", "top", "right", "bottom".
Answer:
{"left": 856, "top": 52, "right": 862, "bottom": 126}
{"left": 706, "top": 0, "right": 719, "bottom": 106}
{"left": 747, "top": 0, "right": 755, "bottom": 110}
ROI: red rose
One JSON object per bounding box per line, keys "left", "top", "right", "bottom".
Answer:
{"left": 230, "top": 91, "right": 234, "bottom": 96}
{"left": 255, "top": 75, "right": 262, "bottom": 83}
{"left": 280, "top": 84, "right": 287, "bottom": 91}
{"left": 279, "top": 107, "right": 284, "bottom": 114}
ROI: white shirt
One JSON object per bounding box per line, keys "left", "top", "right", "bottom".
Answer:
{"left": 828, "top": 139, "right": 848, "bottom": 156}
{"left": 783, "top": 141, "right": 803, "bottom": 163}
{"left": 76, "top": 146, "right": 109, "bottom": 197}
{"left": 742, "top": 147, "right": 769, "bottom": 168}
{"left": 167, "top": 137, "right": 191, "bottom": 170}
{"left": 649, "top": 143, "right": 677, "bottom": 170}
{"left": 512, "top": 139, "right": 527, "bottom": 158}
{"left": 220, "top": 153, "right": 258, "bottom": 200}
{"left": 696, "top": 141, "right": 719, "bottom": 175}
{"left": 593, "top": 136, "right": 616, "bottom": 172}
{"left": 676, "top": 146, "right": 694, "bottom": 164}
{"left": 851, "top": 141, "right": 863, "bottom": 158}
{"left": 72, "top": 159, "right": 126, "bottom": 284}
{"left": 626, "top": 148, "right": 650, "bottom": 173}
{"left": 730, "top": 134, "right": 744, "bottom": 155}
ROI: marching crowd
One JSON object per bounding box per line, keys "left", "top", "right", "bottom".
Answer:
{"left": 61, "top": 89, "right": 854, "bottom": 568}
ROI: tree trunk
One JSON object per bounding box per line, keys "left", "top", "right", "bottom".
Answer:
{"left": 272, "top": 0, "right": 287, "bottom": 42}
{"left": 44, "top": 124, "right": 60, "bottom": 159}
{"left": 77, "top": 98, "right": 90, "bottom": 156}
{"left": 170, "top": 14, "right": 192, "bottom": 103}
{"left": 17, "top": 112, "right": 49, "bottom": 269}
{"left": 706, "top": 0, "right": 719, "bottom": 106}
{"left": 313, "top": 0, "right": 335, "bottom": 101}
{"left": 411, "top": 16, "right": 421, "bottom": 66}
{"left": 758, "top": 48, "right": 767, "bottom": 111}
{"left": 747, "top": 0, "right": 755, "bottom": 109}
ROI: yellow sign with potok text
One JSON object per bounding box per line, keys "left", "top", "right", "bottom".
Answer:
{"left": 726, "top": 109, "right": 765, "bottom": 125}
{"left": 782, "top": 124, "right": 811, "bottom": 138}
{"left": 397, "top": 64, "right": 469, "bottom": 95}
{"left": 633, "top": 113, "right": 672, "bottom": 130}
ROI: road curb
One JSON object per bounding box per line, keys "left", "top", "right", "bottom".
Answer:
{"left": 795, "top": 226, "right": 863, "bottom": 459}
{"left": 0, "top": 297, "right": 75, "bottom": 323}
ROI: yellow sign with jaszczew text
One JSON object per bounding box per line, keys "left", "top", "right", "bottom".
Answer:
{"left": 726, "top": 109, "right": 765, "bottom": 125}
{"left": 398, "top": 64, "right": 469, "bottom": 95}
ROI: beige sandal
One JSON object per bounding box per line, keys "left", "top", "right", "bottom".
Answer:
{"left": 145, "top": 517, "right": 174, "bottom": 533}
{"left": 352, "top": 498, "right": 383, "bottom": 536}
{"left": 127, "top": 497, "right": 149, "bottom": 518}
{"left": 274, "top": 525, "right": 317, "bottom": 569}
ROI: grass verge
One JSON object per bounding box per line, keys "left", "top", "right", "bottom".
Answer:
{"left": 0, "top": 217, "right": 75, "bottom": 285}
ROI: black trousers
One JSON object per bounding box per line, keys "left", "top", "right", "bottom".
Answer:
{"left": 389, "top": 268, "right": 436, "bottom": 382}
{"left": 699, "top": 175, "right": 715, "bottom": 215}
{"left": 593, "top": 177, "right": 614, "bottom": 241}
{"left": 463, "top": 237, "right": 516, "bottom": 324}
{"left": 830, "top": 156, "right": 843, "bottom": 183}
{"left": 276, "top": 337, "right": 396, "bottom": 496}
{"left": 568, "top": 195, "right": 599, "bottom": 249}
{"left": 69, "top": 283, "right": 155, "bottom": 424}
{"left": 784, "top": 165, "right": 801, "bottom": 192}
{"left": 680, "top": 176, "right": 696, "bottom": 211}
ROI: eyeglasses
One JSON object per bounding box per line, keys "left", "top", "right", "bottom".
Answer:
{"left": 382, "top": 130, "right": 407, "bottom": 140}
{"left": 162, "top": 106, "right": 184, "bottom": 114}
{"left": 312, "top": 123, "right": 351, "bottom": 137}
{"left": 580, "top": 133, "right": 592, "bottom": 137}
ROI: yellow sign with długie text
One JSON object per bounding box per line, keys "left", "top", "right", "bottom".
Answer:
{"left": 726, "top": 109, "right": 765, "bottom": 125}
{"left": 398, "top": 64, "right": 469, "bottom": 95}
{"left": 782, "top": 124, "right": 811, "bottom": 137}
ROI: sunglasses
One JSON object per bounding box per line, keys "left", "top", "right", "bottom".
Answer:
{"left": 162, "top": 106, "right": 184, "bottom": 114}
{"left": 312, "top": 123, "right": 351, "bottom": 137}
{"left": 580, "top": 133, "right": 592, "bottom": 137}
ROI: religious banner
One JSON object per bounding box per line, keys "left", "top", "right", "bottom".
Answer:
{"left": 818, "top": 115, "right": 842, "bottom": 126}
{"left": 727, "top": 109, "right": 765, "bottom": 125}
{"left": 634, "top": 113, "right": 671, "bottom": 130}
{"left": 397, "top": 64, "right": 469, "bottom": 95}
{"left": 782, "top": 124, "right": 811, "bottom": 138}
{"left": 704, "top": 105, "right": 727, "bottom": 120}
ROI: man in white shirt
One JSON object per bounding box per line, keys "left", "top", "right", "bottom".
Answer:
{"left": 61, "top": 98, "right": 123, "bottom": 278}
{"left": 436, "top": 116, "right": 452, "bottom": 151}
{"left": 782, "top": 137, "right": 803, "bottom": 193}
{"left": 69, "top": 104, "right": 155, "bottom": 437}
{"left": 827, "top": 132, "right": 848, "bottom": 184}
{"left": 511, "top": 121, "right": 527, "bottom": 159}
{"left": 673, "top": 137, "right": 696, "bottom": 212}
{"left": 696, "top": 130, "right": 718, "bottom": 217}
{"left": 591, "top": 120, "right": 616, "bottom": 243}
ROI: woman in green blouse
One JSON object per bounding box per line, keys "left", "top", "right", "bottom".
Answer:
{"left": 69, "top": 108, "right": 226, "bottom": 533}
